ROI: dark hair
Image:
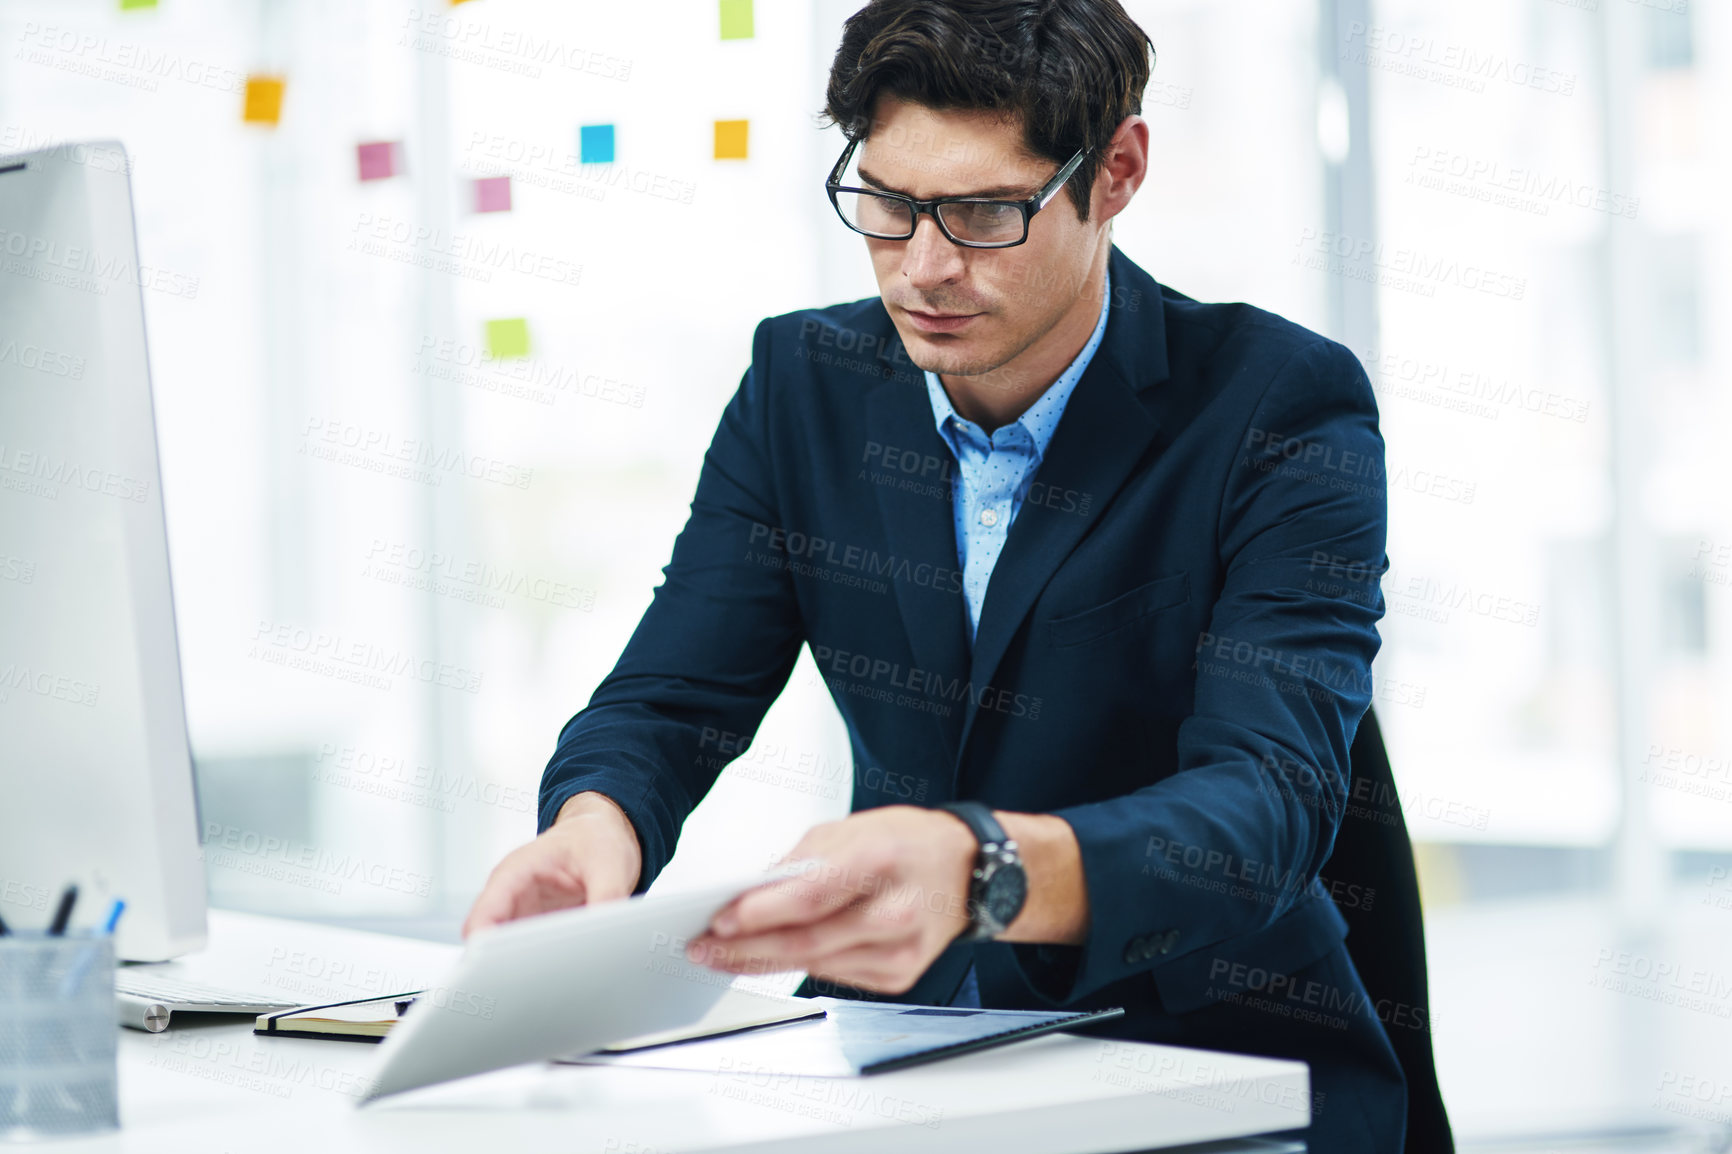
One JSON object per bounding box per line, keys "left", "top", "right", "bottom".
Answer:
{"left": 823, "top": 0, "right": 1154, "bottom": 221}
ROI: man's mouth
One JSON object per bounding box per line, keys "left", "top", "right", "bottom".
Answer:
{"left": 900, "top": 307, "right": 982, "bottom": 335}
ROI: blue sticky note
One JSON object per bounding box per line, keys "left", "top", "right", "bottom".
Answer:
{"left": 579, "top": 124, "right": 615, "bottom": 165}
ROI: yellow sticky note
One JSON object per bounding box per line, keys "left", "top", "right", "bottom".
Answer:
{"left": 719, "top": 0, "right": 753, "bottom": 40}
{"left": 713, "top": 120, "right": 749, "bottom": 161}
{"left": 119, "top": 0, "right": 159, "bottom": 10}
{"left": 485, "top": 318, "right": 531, "bottom": 360}
{"left": 243, "top": 76, "right": 286, "bottom": 126}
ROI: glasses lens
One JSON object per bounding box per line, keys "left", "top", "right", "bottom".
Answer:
{"left": 834, "top": 191, "right": 913, "bottom": 237}
{"left": 937, "top": 201, "right": 1025, "bottom": 245}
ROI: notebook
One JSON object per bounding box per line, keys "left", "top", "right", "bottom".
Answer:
{"left": 568, "top": 997, "right": 1126, "bottom": 1076}
{"left": 254, "top": 992, "right": 423, "bottom": 1041}
{"left": 256, "top": 986, "right": 824, "bottom": 1047}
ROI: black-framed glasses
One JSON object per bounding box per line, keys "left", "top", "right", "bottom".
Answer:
{"left": 825, "top": 137, "right": 1087, "bottom": 249}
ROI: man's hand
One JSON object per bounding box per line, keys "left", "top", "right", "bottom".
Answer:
{"left": 461, "top": 792, "right": 642, "bottom": 938}
{"left": 686, "top": 806, "right": 976, "bottom": 995}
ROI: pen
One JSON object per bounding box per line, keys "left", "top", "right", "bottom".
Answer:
{"left": 47, "top": 885, "right": 79, "bottom": 936}
{"left": 58, "top": 898, "right": 125, "bottom": 999}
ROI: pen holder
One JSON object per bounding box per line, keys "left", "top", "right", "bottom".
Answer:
{"left": 0, "top": 933, "right": 119, "bottom": 1141}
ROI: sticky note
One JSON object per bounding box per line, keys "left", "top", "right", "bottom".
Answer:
{"left": 579, "top": 124, "right": 614, "bottom": 165}
{"left": 242, "top": 76, "right": 286, "bottom": 126}
{"left": 720, "top": 0, "right": 753, "bottom": 40}
{"left": 356, "top": 141, "right": 402, "bottom": 182}
{"left": 473, "top": 176, "right": 512, "bottom": 213}
{"left": 714, "top": 120, "right": 749, "bottom": 160}
{"left": 486, "top": 318, "right": 530, "bottom": 360}
{"left": 119, "top": 0, "right": 158, "bottom": 10}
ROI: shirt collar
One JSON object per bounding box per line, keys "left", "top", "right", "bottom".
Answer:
{"left": 924, "top": 267, "right": 1113, "bottom": 460}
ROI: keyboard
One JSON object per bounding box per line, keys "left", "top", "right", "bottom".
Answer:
{"left": 114, "top": 971, "right": 298, "bottom": 1031}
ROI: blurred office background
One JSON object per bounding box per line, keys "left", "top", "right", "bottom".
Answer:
{"left": 1, "top": 0, "right": 1726, "bottom": 1147}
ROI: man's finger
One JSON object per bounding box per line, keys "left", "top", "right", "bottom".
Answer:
{"left": 462, "top": 880, "right": 521, "bottom": 938}
{"left": 717, "top": 864, "right": 876, "bottom": 936}
{"left": 692, "top": 896, "right": 895, "bottom": 972}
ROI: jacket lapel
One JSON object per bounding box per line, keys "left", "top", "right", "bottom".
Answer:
{"left": 863, "top": 372, "right": 972, "bottom": 766}
{"left": 956, "top": 249, "right": 1171, "bottom": 765}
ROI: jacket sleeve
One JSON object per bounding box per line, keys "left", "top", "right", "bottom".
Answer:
{"left": 1010, "top": 337, "right": 1389, "bottom": 1004}
{"left": 537, "top": 320, "right": 805, "bottom": 893}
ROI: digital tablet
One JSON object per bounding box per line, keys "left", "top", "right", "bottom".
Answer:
{"left": 363, "top": 862, "right": 810, "bottom": 1102}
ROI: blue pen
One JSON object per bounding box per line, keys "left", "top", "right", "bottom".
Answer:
{"left": 58, "top": 899, "right": 125, "bottom": 999}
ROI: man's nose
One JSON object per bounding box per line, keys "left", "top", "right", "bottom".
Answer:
{"left": 899, "top": 214, "right": 965, "bottom": 290}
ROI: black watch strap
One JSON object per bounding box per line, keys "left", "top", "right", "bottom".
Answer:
{"left": 937, "top": 800, "right": 1009, "bottom": 851}
{"left": 937, "top": 801, "right": 1024, "bottom": 941}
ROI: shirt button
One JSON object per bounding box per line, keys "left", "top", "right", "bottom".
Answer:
{"left": 979, "top": 508, "right": 999, "bottom": 527}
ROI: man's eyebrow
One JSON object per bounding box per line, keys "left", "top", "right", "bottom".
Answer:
{"left": 855, "top": 166, "right": 1034, "bottom": 200}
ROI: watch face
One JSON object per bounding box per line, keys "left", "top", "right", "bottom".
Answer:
{"left": 982, "top": 862, "right": 1028, "bottom": 928}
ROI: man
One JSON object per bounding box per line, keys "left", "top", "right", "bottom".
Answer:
{"left": 466, "top": 1, "right": 1404, "bottom": 1149}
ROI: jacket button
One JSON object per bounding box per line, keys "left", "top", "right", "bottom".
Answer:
{"left": 1159, "top": 930, "right": 1180, "bottom": 955}
{"left": 1123, "top": 937, "right": 1146, "bottom": 965}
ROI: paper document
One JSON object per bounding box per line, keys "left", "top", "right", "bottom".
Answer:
{"left": 362, "top": 861, "right": 815, "bottom": 1102}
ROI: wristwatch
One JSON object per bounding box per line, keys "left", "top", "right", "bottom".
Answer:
{"left": 937, "top": 801, "right": 1027, "bottom": 941}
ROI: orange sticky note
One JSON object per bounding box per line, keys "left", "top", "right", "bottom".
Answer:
{"left": 243, "top": 76, "right": 286, "bottom": 126}
{"left": 714, "top": 119, "right": 749, "bottom": 160}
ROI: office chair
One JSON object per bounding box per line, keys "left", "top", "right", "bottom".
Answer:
{"left": 1330, "top": 707, "right": 1455, "bottom": 1154}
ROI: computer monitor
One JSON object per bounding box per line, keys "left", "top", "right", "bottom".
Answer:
{"left": 0, "top": 141, "right": 207, "bottom": 961}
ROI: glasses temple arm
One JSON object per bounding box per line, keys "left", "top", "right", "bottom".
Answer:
{"left": 827, "top": 137, "right": 860, "bottom": 186}
{"left": 1034, "top": 148, "right": 1090, "bottom": 210}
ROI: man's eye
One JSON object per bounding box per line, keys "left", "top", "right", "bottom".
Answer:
{"left": 942, "top": 201, "right": 1023, "bottom": 241}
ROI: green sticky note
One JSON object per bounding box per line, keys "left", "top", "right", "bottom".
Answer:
{"left": 719, "top": 0, "right": 753, "bottom": 40}
{"left": 120, "top": 0, "right": 158, "bottom": 9}
{"left": 485, "top": 318, "right": 531, "bottom": 360}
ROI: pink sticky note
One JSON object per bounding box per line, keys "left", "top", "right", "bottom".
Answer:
{"left": 473, "top": 176, "right": 512, "bottom": 213}
{"left": 357, "top": 141, "right": 401, "bottom": 182}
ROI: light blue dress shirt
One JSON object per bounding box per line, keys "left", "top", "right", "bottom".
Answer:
{"left": 924, "top": 271, "right": 1112, "bottom": 642}
{"left": 924, "top": 272, "right": 1111, "bottom": 1007}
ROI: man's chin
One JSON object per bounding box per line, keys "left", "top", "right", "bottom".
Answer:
{"left": 896, "top": 326, "right": 1003, "bottom": 379}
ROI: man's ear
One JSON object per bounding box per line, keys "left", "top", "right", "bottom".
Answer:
{"left": 1093, "top": 115, "right": 1149, "bottom": 225}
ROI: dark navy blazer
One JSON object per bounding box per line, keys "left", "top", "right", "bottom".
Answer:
{"left": 540, "top": 247, "right": 1396, "bottom": 1134}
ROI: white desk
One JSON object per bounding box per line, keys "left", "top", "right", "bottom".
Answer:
{"left": 59, "top": 912, "right": 1309, "bottom": 1154}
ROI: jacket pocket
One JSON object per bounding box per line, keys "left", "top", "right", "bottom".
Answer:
{"left": 1048, "top": 571, "right": 1190, "bottom": 648}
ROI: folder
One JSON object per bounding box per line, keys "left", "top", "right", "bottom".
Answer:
{"left": 568, "top": 998, "right": 1126, "bottom": 1076}
{"left": 256, "top": 987, "right": 823, "bottom": 1046}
